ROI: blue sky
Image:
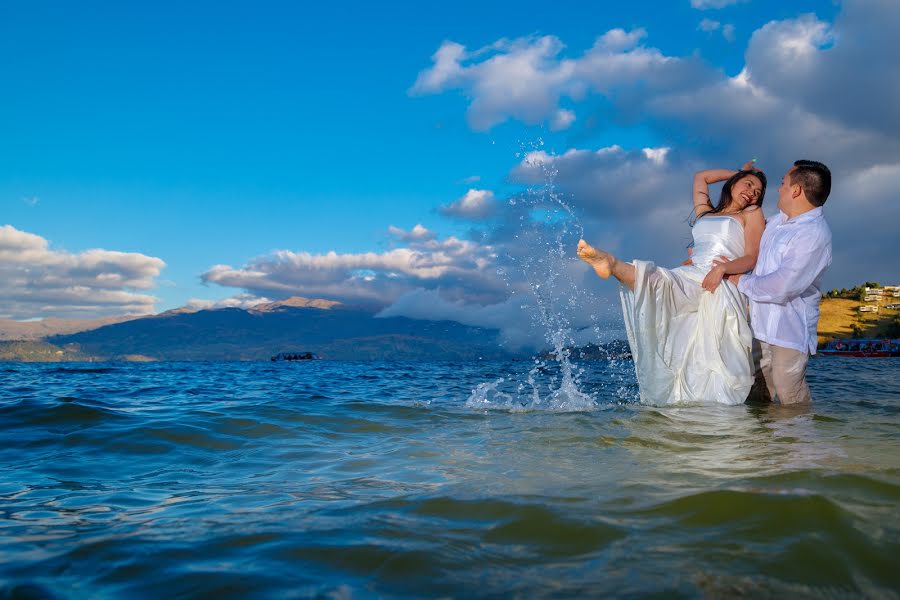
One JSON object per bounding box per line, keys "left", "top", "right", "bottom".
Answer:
{"left": 1, "top": 0, "right": 894, "bottom": 328}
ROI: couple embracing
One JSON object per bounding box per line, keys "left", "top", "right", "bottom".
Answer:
{"left": 578, "top": 160, "right": 832, "bottom": 406}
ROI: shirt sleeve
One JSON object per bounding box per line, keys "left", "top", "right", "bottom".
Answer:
{"left": 738, "top": 228, "right": 832, "bottom": 305}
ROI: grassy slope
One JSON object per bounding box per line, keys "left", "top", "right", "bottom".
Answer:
{"left": 0, "top": 340, "right": 94, "bottom": 362}
{"left": 818, "top": 298, "right": 899, "bottom": 347}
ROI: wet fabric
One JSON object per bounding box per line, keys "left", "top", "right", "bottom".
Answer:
{"left": 620, "top": 215, "right": 753, "bottom": 405}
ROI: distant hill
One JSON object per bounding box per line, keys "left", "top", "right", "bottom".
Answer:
{"left": 50, "top": 297, "right": 514, "bottom": 361}
{"left": 0, "top": 315, "right": 142, "bottom": 341}
{"left": 5, "top": 294, "right": 896, "bottom": 362}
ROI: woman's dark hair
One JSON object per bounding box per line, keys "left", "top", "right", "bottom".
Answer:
{"left": 690, "top": 169, "right": 767, "bottom": 226}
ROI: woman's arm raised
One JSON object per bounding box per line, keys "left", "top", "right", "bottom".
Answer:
{"left": 692, "top": 160, "right": 757, "bottom": 217}
{"left": 693, "top": 168, "right": 736, "bottom": 216}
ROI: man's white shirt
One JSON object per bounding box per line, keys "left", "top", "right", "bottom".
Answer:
{"left": 737, "top": 207, "right": 832, "bottom": 354}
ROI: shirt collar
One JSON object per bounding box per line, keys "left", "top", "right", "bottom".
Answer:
{"left": 780, "top": 206, "right": 824, "bottom": 224}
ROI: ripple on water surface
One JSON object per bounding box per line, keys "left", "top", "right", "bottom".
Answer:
{"left": 0, "top": 359, "right": 898, "bottom": 597}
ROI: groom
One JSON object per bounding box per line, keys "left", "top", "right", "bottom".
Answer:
{"left": 724, "top": 160, "right": 832, "bottom": 404}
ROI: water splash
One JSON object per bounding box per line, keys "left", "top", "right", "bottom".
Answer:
{"left": 467, "top": 141, "right": 602, "bottom": 412}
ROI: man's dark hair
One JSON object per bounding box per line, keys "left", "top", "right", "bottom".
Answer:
{"left": 791, "top": 160, "right": 831, "bottom": 207}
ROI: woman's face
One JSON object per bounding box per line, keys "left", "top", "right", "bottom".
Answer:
{"left": 730, "top": 174, "right": 763, "bottom": 209}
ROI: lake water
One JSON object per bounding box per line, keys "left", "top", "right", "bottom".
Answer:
{"left": 2, "top": 358, "right": 898, "bottom": 598}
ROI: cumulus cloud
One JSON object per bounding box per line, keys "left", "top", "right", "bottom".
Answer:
{"left": 825, "top": 163, "right": 900, "bottom": 287}
{"left": 699, "top": 18, "right": 721, "bottom": 32}
{"left": 642, "top": 147, "right": 670, "bottom": 165}
{"left": 691, "top": 0, "right": 746, "bottom": 8}
{"left": 411, "top": 28, "right": 719, "bottom": 131}
{"left": 387, "top": 223, "right": 437, "bottom": 242}
{"left": 0, "top": 225, "right": 165, "bottom": 319}
{"left": 744, "top": 6, "right": 900, "bottom": 137}
{"left": 722, "top": 24, "right": 735, "bottom": 42}
{"left": 412, "top": 2, "right": 900, "bottom": 157}
{"left": 698, "top": 18, "right": 736, "bottom": 41}
{"left": 439, "top": 189, "right": 498, "bottom": 220}
{"left": 511, "top": 145, "right": 679, "bottom": 218}
{"left": 411, "top": 35, "right": 582, "bottom": 130}
{"left": 201, "top": 229, "right": 507, "bottom": 307}
{"left": 550, "top": 108, "right": 576, "bottom": 131}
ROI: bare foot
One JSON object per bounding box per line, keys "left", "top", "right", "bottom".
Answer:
{"left": 577, "top": 239, "right": 615, "bottom": 279}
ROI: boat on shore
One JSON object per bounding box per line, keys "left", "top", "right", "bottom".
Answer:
{"left": 271, "top": 352, "right": 319, "bottom": 362}
{"left": 820, "top": 338, "right": 900, "bottom": 357}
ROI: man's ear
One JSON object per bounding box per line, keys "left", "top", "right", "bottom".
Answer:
{"left": 792, "top": 183, "right": 802, "bottom": 200}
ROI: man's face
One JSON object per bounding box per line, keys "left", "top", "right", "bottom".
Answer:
{"left": 777, "top": 167, "right": 796, "bottom": 211}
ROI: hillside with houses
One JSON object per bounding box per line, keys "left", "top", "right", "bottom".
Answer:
{"left": 819, "top": 283, "right": 900, "bottom": 346}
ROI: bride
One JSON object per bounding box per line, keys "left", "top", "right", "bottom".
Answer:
{"left": 577, "top": 161, "right": 766, "bottom": 405}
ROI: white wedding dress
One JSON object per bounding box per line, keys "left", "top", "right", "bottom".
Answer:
{"left": 620, "top": 215, "right": 754, "bottom": 405}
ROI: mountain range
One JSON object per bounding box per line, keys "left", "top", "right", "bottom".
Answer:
{"left": 4, "top": 297, "right": 514, "bottom": 361}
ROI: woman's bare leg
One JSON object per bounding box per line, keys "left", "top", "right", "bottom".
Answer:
{"left": 577, "top": 239, "right": 636, "bottom": 291}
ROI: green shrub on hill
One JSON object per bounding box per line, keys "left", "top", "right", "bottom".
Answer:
{"left": 825, "top": 282, "right": 884, "bottom": 300}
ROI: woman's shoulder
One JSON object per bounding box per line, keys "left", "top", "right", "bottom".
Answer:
{"left": 739, "top": 205, "right": 765, "bottom": 223}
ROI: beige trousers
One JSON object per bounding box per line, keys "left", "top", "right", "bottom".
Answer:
{"left": 747, "top": 339, "right": 812, "bottom": 404}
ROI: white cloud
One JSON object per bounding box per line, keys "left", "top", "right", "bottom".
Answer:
{"left": 387, "top": 223, "right": 436, "bottom": 242}
{"left": 550, "top": 108, "right": 576, "bottom": 131}
{"left": 409, "top": 41, "right": 468, "bottom": 94}
{"left": 642, "top": 147, "right": 670, "bottom": 165}
{"left": 698, "top": 18, "right": 721, "bottom": 32}
{"left": 411, "top": 35, "right": 582, "bottom": 130}
{"left": 698, "top": 18, "right": 735, "bottom": 41}
{"left": 749, "top": 14, "right": 832, "bottom": 68}
{"left": 411, "top": 28, "right": 717, "bottom": 131}
{"left": 439, "top": 189, "right": 498, "bottom": 220}
{"left": 186, "top": 293, "right": 270, "bottom": 311}
{"left": 413, "top": 2, "right": 900, "bottom": 151}
{"left": 22, "top": 196, "right": 39, "bottom": 207}
{"left": 691, "top": 0, "right": 746, "bottom": 8}
{"left": 511, "top": 145, "right": 681, "bottom": 219}
{"left": 722, "top": 24, "right": 736, "bottom": 42}
{"left": 744, "top": 7, "right": 900, "bottom": 137}
{"left": 824, "top": 163, "right": 900, "bottom": 287}
{"left": 201, "top": 229, "right": 506, "bottom": 306}
{"left": 0, "top": 225, "right": 165, "bottom": 319}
